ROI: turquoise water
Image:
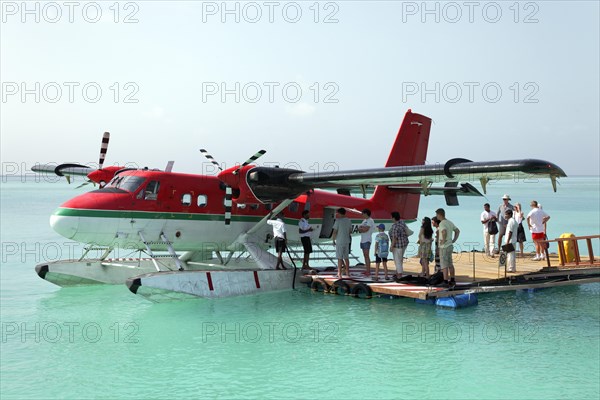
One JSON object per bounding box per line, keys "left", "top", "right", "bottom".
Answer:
{"left": 1, "top": 176, "right": 599, "bottom": 399}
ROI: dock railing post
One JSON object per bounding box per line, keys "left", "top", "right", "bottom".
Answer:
{"left": 574, "top": 239, "right": 581, "bottom": 265}
{"left": 586, "top": 238, "right": 595, "bottom": 264}
{"left": 557, "top": 238, "right": 566, "bottom": 267}
{"left": 472, "top": 251, "right": 476, "bottom": 281}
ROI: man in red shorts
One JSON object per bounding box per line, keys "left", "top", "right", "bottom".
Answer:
{"left": 527, "top": 200, "right": 550, "bottom": 261}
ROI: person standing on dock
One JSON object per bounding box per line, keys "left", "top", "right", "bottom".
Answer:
{"left": 504, "top": 209, "right": 518, "bottom": 272}
{"left": 431, "top": 217, "right": 442, "bottom": 272}
{"left": 481, "top": 203, "right": 498, "bottom": 257}
{"left": 332, "top": 208, "right": 352, "bottom": 277}
{"left": 418, "top": 217, "right": 434, "bottom": 278}
{"left": 267, "top": 213, "right": 287, "bottom": 270}
{"left": 496, "top": 194, "right": 514, "bottom": 253}
{"left": 436, "top": 208, "right": 460, "bottom": 287}
{"left": 374, "top": 224, "right": 390, "bottom": 281}
{"left": 298, "top": 210, "right": 314, "bottom": 270}
{"left": 514, "top": 203, "right": 527, "bottom": 258}
{"left": 389, "top": 211, "right": 412, "bottom": 279}
{"left": 527, "top": 201, "right": 550, "bottom": 261}
{"left": 358, "top": 209, "right": 376, "bottom": 277}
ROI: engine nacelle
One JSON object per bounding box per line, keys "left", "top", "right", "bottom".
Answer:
{"left": 218, "top": 165, "right": 307, "bottom": 204}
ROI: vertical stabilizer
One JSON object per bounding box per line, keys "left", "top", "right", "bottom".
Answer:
{"left": 371, "top": 110, "right": 432, "bottom": 220}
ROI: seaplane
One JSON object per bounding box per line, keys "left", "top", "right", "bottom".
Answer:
{"left": 32, "top": 109, "right": 567, "bottom": 301}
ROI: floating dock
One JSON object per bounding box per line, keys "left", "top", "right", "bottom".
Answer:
{"left": 305, "top": 236, "right": 600, "bottom": 308}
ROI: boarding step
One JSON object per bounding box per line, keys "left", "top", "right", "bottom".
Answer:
{"left": 285, "top": 241, "right": 362, "bottom": 266}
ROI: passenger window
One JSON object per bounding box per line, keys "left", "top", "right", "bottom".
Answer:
{"left": 181, "top": 193, "right": 192, "bottom": 206}
{"left": 197, "top": 195, "right": 207, "bottom": 207}
{"left": 288, "top": 202, "right": 299, "bottom": 213}
{"left": 144, "top": 181, "right": 160, "bottom": 200}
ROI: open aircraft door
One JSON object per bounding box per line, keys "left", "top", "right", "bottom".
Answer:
{"left": 319, "top": 207, "right": 336, "bottom": 239}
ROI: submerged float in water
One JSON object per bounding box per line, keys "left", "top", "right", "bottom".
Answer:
{"left": 35, "top": 235, "right": 600, "bottom": 308}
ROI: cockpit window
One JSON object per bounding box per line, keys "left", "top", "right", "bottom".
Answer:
{"left": 108, "top": 176, "right": 145, "bottom": 193}
{"left": 143, "top": 181, "right": 160, "bottom": 200}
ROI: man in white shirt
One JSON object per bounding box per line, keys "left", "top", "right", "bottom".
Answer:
{"left": 298, "top": 210, "right": 314, "bottom": 270}
{"left": 504, "top": 209, "right": 518, "bottom": 272}
{"left": 332, "top": 208, "right": 352, "bottom": 277}
{"left": 267, "top": 213, "right": 287, "bottom": 270}
{"left": 527, "top": 200, "right": 550, "bottom": 261}
{"left": 481, "top": 203, "right": 497, "bottom": 257}
{"left": 496, "top": 194, "right": 514, "bottom": 253}
{"left": 436, "top": 208, "right": 460, "bottom": 287}
{"left": 358, "top": 209, "right": 376, "bottom": 277}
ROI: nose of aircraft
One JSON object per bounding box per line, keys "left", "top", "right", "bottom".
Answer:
{"left": 50, "top": 214, "right": 79, "bottom": 239}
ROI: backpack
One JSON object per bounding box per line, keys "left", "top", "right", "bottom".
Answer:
{"left": 488, "top": 220, "right": 499, "bottom": 235}
{"left": 428, "top": 271, "right": 444, "bottom": 285}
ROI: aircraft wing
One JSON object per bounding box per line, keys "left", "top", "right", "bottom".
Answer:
{"left": 32, "top": 163, "right": 94, "bottom": 182}
{"left": 240, "top": 158, "right": 566, "bottom": 203}
{"left": 287, "top": 159, "right": 566, "bottom": 192}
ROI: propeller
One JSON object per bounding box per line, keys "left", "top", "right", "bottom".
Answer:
{"left": 99, "top": 132, "right": 110, "bottom": 170}
{"left": 76, "top": 132, "right": 111, "bottom": 189}
{"left": 233, "top": 150, "right": 266, "bottom": 175}
{"left": 199, "top": 148, "right": 266, "bottom": 225}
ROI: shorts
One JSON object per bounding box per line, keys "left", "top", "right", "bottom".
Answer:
{"left": 440, "top": 245, "right": 454, "bottom": 269}
{"left": 301, "top": 236, "right": 312, "bottom": 253}
{"left": 336, "top": 244, "right": 349, "bottom": 260}
{"left": 532, "top": 232, "right": 545, "bottom": 241}
{"left": 375, "top": 255, "right": 388, "bottom": 263}
{"left": 360, "top": 241, "right": 371, "bottom": 250}
{"left": 275, "top": 237, "right": 287, "bottom": 253}
{"left": 498, "top": 223, "right": 507, "bottom": 236}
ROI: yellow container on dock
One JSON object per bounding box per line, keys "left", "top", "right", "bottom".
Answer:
{"left": 558, "top": 233, "right": 576, "bottom": 264}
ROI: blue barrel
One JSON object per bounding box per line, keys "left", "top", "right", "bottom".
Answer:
{"left": 436, "top": 294, "right": 478, "bottom": 308}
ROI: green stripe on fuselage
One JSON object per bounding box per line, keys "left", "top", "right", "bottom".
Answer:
{"left": 53, "top": 207, "right": 414, "bottom": 225}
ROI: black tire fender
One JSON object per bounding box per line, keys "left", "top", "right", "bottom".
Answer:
{"left": 331, "top": 280, "right": 351, "bottom": 295}
{"left": 351, "top": 283, "right": 372, "bottom": 299}
{"left": 310, "top": 279, "right": 329, "bottom": 293}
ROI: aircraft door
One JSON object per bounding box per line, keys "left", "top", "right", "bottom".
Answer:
{"left": 319, "top": 208, "right": 336, "bottom": 239}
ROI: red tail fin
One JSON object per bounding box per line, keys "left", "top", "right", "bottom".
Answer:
{"left": 371, "top": 110, "right": 432, "bottom": 220}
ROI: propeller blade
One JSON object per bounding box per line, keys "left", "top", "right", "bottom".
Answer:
{"left": 99, "top": 132, "right": 110, "bottom": 169}
{"left": 233, "top": 150, "right": 266, "bottom": 175}
{"left": 75, "top": 180, "right": 91, "bottom": 189}
{"left": 199, "top": 149, "right": 223, "bottom": 171}
{"left": 224, "top": 186, "right": 232, "bottom": 226}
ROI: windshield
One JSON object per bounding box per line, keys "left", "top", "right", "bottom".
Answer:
{"left": 107, "top": 176, "right": 145, "bottom": 193}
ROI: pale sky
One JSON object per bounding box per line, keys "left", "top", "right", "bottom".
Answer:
{"left": 1, "top": 1, "right": 599, "bottom": 178}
